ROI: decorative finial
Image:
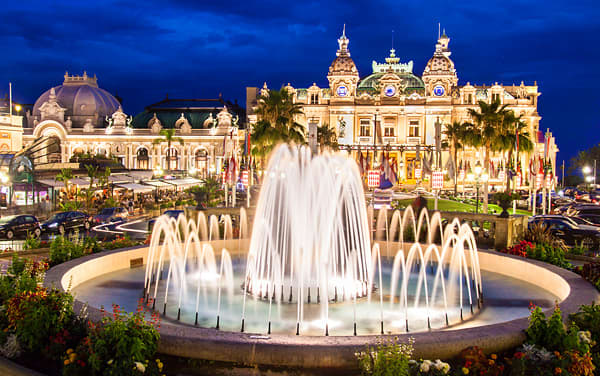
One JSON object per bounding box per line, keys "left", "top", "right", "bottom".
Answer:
{"left": 438, "top": 23, "right": 441, "bottom": 39}
{"left": 342, "top": 23, "right": 346, "bottom": 37}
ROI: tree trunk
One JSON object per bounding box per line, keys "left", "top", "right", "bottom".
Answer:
{"left": 453, "top": 145, "right": 458, "bottom": 195}
{"left": 505, "top": 149, "right": 513, "bottom": 192}
{"left": 483, "top": 146, "right": 489, "bottom": 213}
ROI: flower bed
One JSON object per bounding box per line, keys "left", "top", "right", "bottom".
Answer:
{"left": 499, "top": 240, "right": 571, "bottom": 269}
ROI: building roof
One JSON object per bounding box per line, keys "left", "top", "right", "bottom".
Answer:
{"left": 358, "top": 72, "right": 425, "bottom": 92}
{"left": 131, "top": 97, "right": 246, "bottom": 129}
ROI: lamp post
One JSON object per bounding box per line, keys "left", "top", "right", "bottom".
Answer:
{"left": 470, "top": 161, "right": 488, "bottom": 214}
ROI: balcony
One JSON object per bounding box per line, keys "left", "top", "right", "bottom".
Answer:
{"left": 358, "top": 137, "right": 372, "bottom": 144}
{"left": 382, "top": 136, "right": 396, "bottom": 144}
{"left": 407, "top": 137, "right": 421, "bottom": 145}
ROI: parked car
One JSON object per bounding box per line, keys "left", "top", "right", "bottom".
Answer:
{"left": 0, "top": 215, "right": 41, "bottom": 239}
{"left": 42, "top": 211, "right": 92, "bottom": 234}
{"left": 148, "top": 210, "right": 185, "bottom": 231}
{"left": 93, "top": 207, "right": 129, "bottom": 224}
{"left": 528, "top": 215, "right": 600, "bottom": 249}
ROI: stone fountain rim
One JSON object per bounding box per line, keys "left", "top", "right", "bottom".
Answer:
{"left": 44, "top": 244, "right": 600, "bottom": 369}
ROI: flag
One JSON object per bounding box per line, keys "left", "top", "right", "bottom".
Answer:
{"left": 358, "top": 152, "right": 364, "bottom": 176}
{"left": 445, "top": 157, "right": 456, "bottom": 181}
{"left": 384, "top": 153, "right": 397, "bottom": 185}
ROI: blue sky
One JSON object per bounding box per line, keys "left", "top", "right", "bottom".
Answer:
{"left": 0, "top": 0, "right": 598, "bottom": 165}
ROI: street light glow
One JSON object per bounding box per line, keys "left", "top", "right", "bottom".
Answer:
{"left": 583, "top": 166, "right": 592, "bottom": 174}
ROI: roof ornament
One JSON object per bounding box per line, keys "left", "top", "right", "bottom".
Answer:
{"left": 337, "top": 24, "right": 350, "bottom": 57}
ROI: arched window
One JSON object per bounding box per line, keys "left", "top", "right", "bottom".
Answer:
{"left": 165, "top": 147, "right": 178, "bottom": 170}
{"left": 137, "top": 147, "right": 149, "bottom": 170}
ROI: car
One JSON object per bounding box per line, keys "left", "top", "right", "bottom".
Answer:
{"left": 575, "top": 214, "right": 600, "bottom": 226}
{"left": 528, "top": 215, "right": 600, "bottom": 249}
{"left": 42, "top": 211, "right": 92, "bottom": 234}
{"left": 148, "top": 210, "right": 185, "bottom": 230}
{"left": 0, "top": 215, "right": 41, "bottom": 240}
{"left": 93, "top": 207, "right": 129, "bottom": 224}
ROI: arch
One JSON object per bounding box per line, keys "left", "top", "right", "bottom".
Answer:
{"left": 137, "top": 146, "right": 149, "bottom": 170}
{"left": 164, "top": 146, "right": 179, "bottom": 170}
{"left": 33, "top": 120, "right": 68, "bottom": 141}
{"left": 194, "top": 147, "right": 209, "bottom": 173}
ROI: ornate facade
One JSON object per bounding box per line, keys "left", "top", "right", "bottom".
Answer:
{"left": 247, "top": 29, "right": 558, "bottom": 187}
{"left": 23, "top": 73, "right": 246, "bottom": 177}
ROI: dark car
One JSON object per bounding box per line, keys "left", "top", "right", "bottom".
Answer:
{"left": 42, "top": 211, "right": 92, "bottom": 234}
{"left": 0, "top": 215, "right": 41, "bottom": 239}
{"left": 529, "top": 215, "right": 600, "bottom": 249}
{"left": 148, "top": 210, "right": 185, "bottom": 231}
{"left": 93, "top": 207, "right": 129, "bottom": 224}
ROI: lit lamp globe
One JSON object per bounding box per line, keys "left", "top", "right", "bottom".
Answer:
{"left": 586, "top": 176, "right": 594, "bottom": 183}
{"left": 583, "top": 166, "right": 592, "bottom": 174}
{"left": 467, "top": 173, "right": 475, "bottom": 181}
{"left": 481, "top": 173, "right": 489, "bottom": 182}
{"left": 474, "top": 161, "right": 483, "bottom": 177}
{"left": 189, "top": 167, "right": 198, "bottom": 176}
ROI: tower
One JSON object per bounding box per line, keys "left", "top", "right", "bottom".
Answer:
{"left": 422, "top": 31, "right": 458, "bottom": 98}
{"left": 327, "top": 25, "right": 359, "bottom": 101}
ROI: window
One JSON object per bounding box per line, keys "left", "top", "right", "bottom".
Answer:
{"left": 409, "top": 120, "right": 420, "bottom": 137}
{"left": 466, "top": 94, "right": 473, "bottom": 104}
{"left": 383, "top": 118, "right": 395, "bottom": 137}
{"left": 137, "top": 148, "right": 149, "bottom": 170}
{"left": 492, "top": 93, "right": 500, "bottom": 103}
{"left": 195, "top": 149, "right": 208, "bottom": 169}
{"left": 359, "top": 119, "right": 371, "bottom": 137}
{"left": 310, "top": 94, "right": 319, "bottom": 105}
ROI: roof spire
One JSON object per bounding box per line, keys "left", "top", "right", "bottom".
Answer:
{"left": 438, "top": 23, "right": 441, "bottom": 39}
{"left": 336, "top": 24, "right": 350, "bottom": 57}
{"left": 392, "top": 29, "right": 394, "bottom": 50}
{"left": 342, "top": 23, "right": 346, "bottom": 37}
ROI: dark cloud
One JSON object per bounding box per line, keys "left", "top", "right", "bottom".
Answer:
{"left": 0, "top": 0, "right": 597, "bottom": 164}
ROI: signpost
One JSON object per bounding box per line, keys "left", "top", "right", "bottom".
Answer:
{"left": 432, "top": 171, "right": 444, "bottom": 210}
{"left": 367, "top": 170, "right": 380, "bottom": 188}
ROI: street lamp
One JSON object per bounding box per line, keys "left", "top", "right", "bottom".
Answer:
{"left": 583, "top": 166, "right": 592, "bottom": 175}
{"left": 473, "top": 161, "right": 488, "bottom": 214}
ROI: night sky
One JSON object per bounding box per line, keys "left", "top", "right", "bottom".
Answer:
{"left": 0, "top": 1, "right": 598, "bottom": 166}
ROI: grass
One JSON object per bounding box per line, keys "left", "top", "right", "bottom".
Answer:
{"left": 393, "top": 198, "right": 532, "bottom": 216}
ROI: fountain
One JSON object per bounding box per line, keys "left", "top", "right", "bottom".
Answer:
{"left": 142, "top": 145, "right": 483, "bottom": 335}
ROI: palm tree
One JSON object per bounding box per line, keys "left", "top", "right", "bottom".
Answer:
{"left": 84, "top": 164, "right": 99, "bottom": 210}
{"left": 153, "top": 128, "right": 184, "bottom": 171}
{"left": 467, "top": 100, "right": 511, "bottom": 213}
{"left": 317, "top": 123, "right": 339, "bottom": 152}
{"left": 492, "top": 112, "right": 535, "bottom": 191}
{"left": 55, "top": 168, "right": 73, "bottom": 200}
{"left": 443, "top": 121, "right": 468, "bottom": 194}
{"left": 251, "top": 88, "right": 306, "bottom": 165}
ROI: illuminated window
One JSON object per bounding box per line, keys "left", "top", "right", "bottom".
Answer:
{"left": 492, "top": 93, "right": 500, "bottom": 103}
{"left": 467, "top": 94, "right": 473, "bottom": 104}
{"left": 310, "top": 94, "right": 319, "bottom": 104}
{"left": 409, "top": 120, "right": 420, "bottom": 137}
{"left": 360, "top": 119, "right": 371, "bottom": 137}
{"left": 384, "top": 118, "right": 395, "bottom": 137}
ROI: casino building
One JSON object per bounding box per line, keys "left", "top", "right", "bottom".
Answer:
{"left": 247, "top": 29, "right": 558, "bottom": 188}
{"left": 22, "top": 72, "right": 246, "bottom": 178}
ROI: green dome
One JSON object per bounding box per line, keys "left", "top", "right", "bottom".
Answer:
{"left": 358, "top": 72, "right": 425, "bottom": 92}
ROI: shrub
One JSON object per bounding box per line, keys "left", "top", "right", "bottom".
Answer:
{"left": 569, "top": 303, "right": 600, "bottom": 368}
{"left": 524, "top": 222, "right": 567, "bottom": 252}
{"left": 49, "top": 235, "right": 86, "bottom": 266}
{"left": 23, "top": 232, "right": 42, "bottom": 250}
{"left": 6, "top": 288, "right": 75, "bottom": 354}
{"left": 355, "top": 337, "right": 413, "bottom": 376}
{"left": 102, "top": 234, "right": 139, "bottom": 250}
{"left": 65, "top": 301, "right": 163, "bottom": 376}
{"left": 526, "top": 305, "right": 589, "bottom": 354}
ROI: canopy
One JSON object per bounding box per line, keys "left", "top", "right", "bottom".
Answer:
{"left": 108, "top": 174, "right": 133, "bottom": 184}
{"left": 165, "top": 177, "right": 202, "bottom": 188}
{"left": 128, "top": 171, "right": 153, "bottom": 181}
{"left": 117, "top": 183, "right": 154, "bottom": 193}
{"left": 143, "top": 180, "right": 174, "bottom": 188}
{"left": 37, "top": 179, "right": 64, "bottom": 188}
{"left": 37, "top": 177, "right": 90, "bottom": 188}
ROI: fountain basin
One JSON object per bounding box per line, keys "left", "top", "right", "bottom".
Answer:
{"left": 44, "top": 244, "right": 599, "bottom": 369}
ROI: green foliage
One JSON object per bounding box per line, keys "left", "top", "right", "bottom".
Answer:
{"left": 187, "top": 177, "right": 223, "bottom": 208}
{"left": 59, "top": 200, "right": 84, "bottom": 212}
{"left": 525, "top": 242, "right": 571, "bottom": 268}
{"left": 101, "top": 197, "right": 119, "bottom": 209}
{"left": 317, "top": 123, "right": 339, "bottom": 151}
{"left": 23, "top": 231, "right": 42, "bottom": 250}
{"left": 49, "top": 235, "right": 94, "bottom": 266}
{"left": 525, "top": 222, "right": 568, "bottom": 252}
{"left": 526, "top": 305, "right": 588, "bottom": 354}
{"left": 492, "top": 191, "right": 520, "bottom": 210}
{"left": 6, "top": 288, "right": 74, "bottom": 353}
{"left": 102, "top": 234, "right": 139, "bottom": 250}
{"left": 79, "top": 302, "right": 162, "bottom": 376}
{"left": 570, "top": 303, "right": 600, "bottom": 368}
{"left": 355, "top": 337, "right": 413, "bottom": 376}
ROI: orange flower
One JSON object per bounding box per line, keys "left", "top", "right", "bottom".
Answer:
{"left": 554, "top": 367, "right": 562, "bottom": 374}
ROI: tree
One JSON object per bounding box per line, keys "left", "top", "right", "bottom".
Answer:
{"left": 467, "top": 100, "right": 511, "bottom": 213}
{"left": 55, "top": 168, "right": 73, "bottom": 200}
{"left": 492, "top": 112, "right": 534, "bottom": 191}
{"left": 317, "top": 123, "right": 339, "bottom": 152}
{"left": 153, "top": 128, "right": 184, "bottom": 171}
{"left": 84, "top": 164, "right": 99, "bottom": 210}
{"left": 443, "top": 121, "right": 468, "bottom": 194}
{"left": 187, "top": 177, "right": 223, "bottom": 209}
{"left": 251, "top": 88, "right": 306, "bottom": 165}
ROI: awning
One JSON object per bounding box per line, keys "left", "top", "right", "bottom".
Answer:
{"left": 128, "top": 171, "right": 153, "bottom": 181}
{"left": 71, "top": 178, "right": 91, "bottom": 187}
{"left": 165, "top": 178, "right": 202, "bottom": 187}
{"left": 117, "top": 183, "right": 155, "bottom": 193}
{"left": 37, "top": 179, "right": 64, "bottom": 188}
{"left": 143, "top": 180, "right": 174, "bottom": 188}
{"left": 108, "top": 175, "right": 133, "bottom": 184}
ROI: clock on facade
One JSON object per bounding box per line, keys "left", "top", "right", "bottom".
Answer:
{"left": 433, "top": 85, "right": 445, "bottom": 96}
{"left": 336, "top": 85, "right": 348, "bottom": 97}
{"left": 384, "top": 85, "right": 396, "bottom": 97}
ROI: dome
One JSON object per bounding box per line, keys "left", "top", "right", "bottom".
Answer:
{"left": 424, "top": 55, "right": 454, "bottom": 73}
{"left": 329, "top": 56, "right": 357, "bottom": 75}
{"left": 358, "top": 72, "right": 425, "bottom": 92}
{"left": 32, "top": 72, "right": 121, "bottom": 128}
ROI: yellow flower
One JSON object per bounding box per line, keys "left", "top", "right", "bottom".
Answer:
{"left": 69, "top": 353, "right": 77, "bottom": 361}
{"left": 64, "top": 359, "right": 70, "bottom": 365}
{"left": 462, "top": 367, "right": 469, "bottom": 375}
{"left": 66, "top": 348, "right": 73, "bottom": 354}
{"left": 488, "top": 359, "right": 495, "bottom": 365}
{"left": 490, "top": 354, "right": 497, "bottom": 360}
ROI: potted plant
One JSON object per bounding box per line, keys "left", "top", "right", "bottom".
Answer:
{"left": 493, "top": 192, "right": 520, "bottom": 218}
